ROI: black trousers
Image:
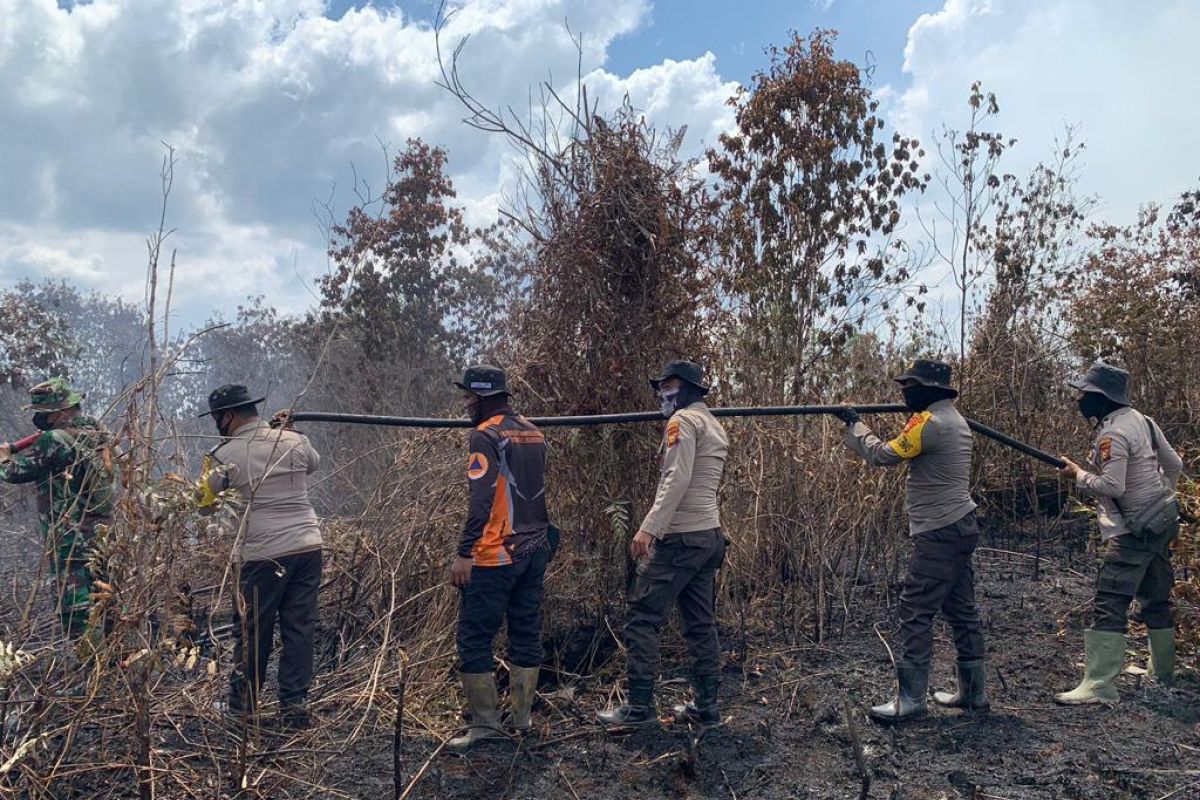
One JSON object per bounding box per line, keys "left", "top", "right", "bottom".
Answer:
{"left": 230, "top": 549, "right": 322, "bottom": 712}
{"left": 456, "top": 544, "right": 549, "bottom": 674}
{"left": 899, "top": 513, "right": 985, "bottom": 666}
{"left": 624, "top": 528, "right": 726, "bottom": 684}
{"left": 1093, "top": 532, "right": 1174, "bottom": 632}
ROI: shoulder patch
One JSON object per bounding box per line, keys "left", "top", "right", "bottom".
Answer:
{"left": 467, "top": 452, "right": 490, "bottom": 480}
{"left": 1098, "top": 436, "right": 1112, "bottom": 462}
{"left": 886, "top": 411, "right": 932, "bottom": 459}
{"left": 666, "top": 419, "right": 681, "bottom": 448}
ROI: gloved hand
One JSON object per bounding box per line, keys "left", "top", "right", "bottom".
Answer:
{"left": 832, "top": 407, "right": 860, "bottom": 426}
{"left": 269, "top": 409, "right": 296, "bottom": 431}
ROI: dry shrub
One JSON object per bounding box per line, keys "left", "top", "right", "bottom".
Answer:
{"left": 1171, "top": 460, "right": 1200, "bottom": 668}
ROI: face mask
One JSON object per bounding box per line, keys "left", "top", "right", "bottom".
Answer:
{"left": 215, "top": 413, "right": 232, "bottom": 438}
{"left": 1077, "top": 393, "right": 1110, "bottom": 424}
{"left": 901, "top": 385, "right": 947, "bottom": 412}
{"left": 32, "top": 412, "right": 54, "bottom": 431}
{"left": 659, "top": 388, "right": 681, "bottom": 418}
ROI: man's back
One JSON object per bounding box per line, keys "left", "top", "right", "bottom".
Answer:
{"left": 465, "top": 413, "right": 549, "bottom": 566}
{"left": 211, "top": 420, "right": 321, "bottom": 561}
{"left": 1082, "top": 406, "right": 1183, "bottom": 539}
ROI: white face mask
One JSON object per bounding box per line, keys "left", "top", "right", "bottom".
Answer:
{"left": 659, "top": 388, "right": 681, "bottom": 418}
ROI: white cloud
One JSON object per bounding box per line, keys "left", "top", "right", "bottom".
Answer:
{"left": 0, "top": 0, "right": 737, "bottom": 325}
{"left": 582, "top": 52, "right": 739, "bottom": 147}
{"left": 888, "top": 0, "right": 1200, "bottom": 221}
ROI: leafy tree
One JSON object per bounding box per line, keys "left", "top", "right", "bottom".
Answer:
{"left": 1070, "top": 189, "right": 1200, "bottom": 437}
{"left": 708, "top": 29, "right": 927, "bottom": 403}
{"left": 0, "top": 281, "right": 79, "bottom": 389}
{"left": 311, "top": 139, "right": 499, "bottom": 414}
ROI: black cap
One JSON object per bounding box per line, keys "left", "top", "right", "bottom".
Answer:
{"left": 199, "top": 384, "right": 266, "bottom": 417}
{"left": 455, "top": 364, "right": 510, "bottom": 397}
{"left": 649, "top": 359, "right": 709, "bottom": 393}
{"left": 893, "top": 359, "right": 957, "bottom": 395}
{"left": 1069, "top": 361, "right": 1130, "bottom": 405}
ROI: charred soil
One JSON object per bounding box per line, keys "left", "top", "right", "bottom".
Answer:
{"left": 294, "top": 540, "right": 1200, "bottom": 800}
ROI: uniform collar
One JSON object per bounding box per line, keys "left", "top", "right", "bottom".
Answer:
{"left": 1100, "top": 405, "right": 1134, "bottom": 427}
{"left": 229, "top": 419, "right": 268, "bottom": 438}
{"left": 927, "top": 398, "right": 956, "bottom": 412}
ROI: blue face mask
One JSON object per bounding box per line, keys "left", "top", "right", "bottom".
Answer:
{"left": 659, "top": 388, "right": 681, "bottom": 418}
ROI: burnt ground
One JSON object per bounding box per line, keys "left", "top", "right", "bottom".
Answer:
{"left": 15, "top": 531, "right": 1200, "bottom": 799}
{"left": 306, "top": 542, "right": 1200, "bottom": 800}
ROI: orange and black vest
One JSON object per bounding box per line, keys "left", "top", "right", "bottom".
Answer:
{"left": 459, "top": 412, "right": 549, "bottom": 567}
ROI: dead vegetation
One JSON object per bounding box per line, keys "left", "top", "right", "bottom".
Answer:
{"left": 0, "top": 27, "right": 1196, "bottom": 800}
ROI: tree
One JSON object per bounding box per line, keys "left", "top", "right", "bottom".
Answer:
{"left": 708, "top": 29, "right": 927, "bottom": 403}
{"left": 1070, "top": 189, "right": 1200, "bottom": 438}
{"left": 311, "top": 139, "right": 499, "bottom": 414}
{"left": 0, "top": 281, "right": 79, "bottom": 389}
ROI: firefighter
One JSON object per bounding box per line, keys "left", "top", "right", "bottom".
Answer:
{"left": 597, "top": 360, "right": 729, "bottom": 728}
{"left": 835, "top": 359, "right": 986, "bottom": 723}
{"left": 0, "top": 378, "right": 116, "bottom": 638}
{"left": 198, "top": 385, "right": 323, "bottom": 731}
{"left": 448, "top": 365, "right": 551, "bottom": 751}
{"left": 1054, "top": 362, "right": 1183, "bottom": 706}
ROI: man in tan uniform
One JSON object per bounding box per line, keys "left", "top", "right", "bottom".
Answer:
{"left": 198, "top": 384, "right": 323, "bottom": 731}
{"left": 1055, "top": 362, "right": 1183, "bottom": 706}
{"left": 597, "top": 360, "right": 729, "bottom": 727}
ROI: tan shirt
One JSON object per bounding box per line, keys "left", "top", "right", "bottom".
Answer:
{"left": 1075, "top": 406, "right": 1183, "bottom": 540}
{"left": 207, "top": 420, "right": 323, "bottom": 562}
{"left": 846, "top": 399, "right": 977, "bottom": 534}
{"left": 640, "top": 402, "right": 729, "bottom": 538}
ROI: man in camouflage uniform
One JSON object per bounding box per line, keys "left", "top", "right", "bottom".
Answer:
{"left": 0, "top": 378, "right": 117, "bottom": 637}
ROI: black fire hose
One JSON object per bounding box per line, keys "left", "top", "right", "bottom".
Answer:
{"left": 291, "top": 405, "right": 1067, "bottom": 469}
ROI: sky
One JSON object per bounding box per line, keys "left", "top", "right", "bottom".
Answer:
{"left": 2, "top": 0, "right": 1197, "bottom": 329}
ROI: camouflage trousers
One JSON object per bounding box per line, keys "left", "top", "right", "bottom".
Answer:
{"left": 49, "top": 528, "right": 96, "bottom": 637}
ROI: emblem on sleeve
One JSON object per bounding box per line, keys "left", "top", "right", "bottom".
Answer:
{"left": 887, "top": 412, "right": 930, "bottom": 459}
{"left": 1098, "top": 437, "right": 1112, "bottom": 462}
{"left": 666, "top": 420, "right": 681, "bottom": 448}
{"left": 467, "top": 452, "right": 490, "bottom": 479}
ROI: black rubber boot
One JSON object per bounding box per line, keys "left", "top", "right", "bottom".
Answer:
{"left": 869, "top": 661, "right": 929, "bottom": 724}
{"left": 278, "top": 704, "right": 312, "bottom": 732}
{"left": 596, "top": 679, "right": 657, "bottom": 726}
{"left": 933, "top": 659, "right": 990, "bottom": 711}
{"left": 672, "top": 674, "right": 721, "bottom": 726}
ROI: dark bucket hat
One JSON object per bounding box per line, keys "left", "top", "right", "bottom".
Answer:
{"left": 893, "top": 359, "right": 958, "bottom": 395}
{"left": 1068, "top": 361, "right": 1130, "bottom": 406}
{"left": 454, "top": 365, "right": 510, "bottom": 397}
{"left": 199, "top": 384, "right": 266, "bottom": 417}
{"left": 649, "top": 359, "right": 710, "bottom": 393}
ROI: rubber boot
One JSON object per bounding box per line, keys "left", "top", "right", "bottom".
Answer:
{"left": 278, "top": 704, "right": 312, "bottom": 733}
{"left": 672, "top": 674, "right": 721, "bottom": 726}
{"left": 1053, "top": 629, "right": 1125, "bottom": 706}
{"left": 1146, "top": 628, "right": 1176, "bottom": 687}
{"left": 447, "top": 673, "right": 504, "bottom": 751}
{"left": 869, "top": 662, "right": 929, "bottom": 724}
{"left": 508, "top": 665, "right": 539, "bottom": 731}
{"left": 932, "top": 659, "right": 990, "bottom": 711}
{"left": 596, "top": 679, "right": 658, "bottom": 726}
